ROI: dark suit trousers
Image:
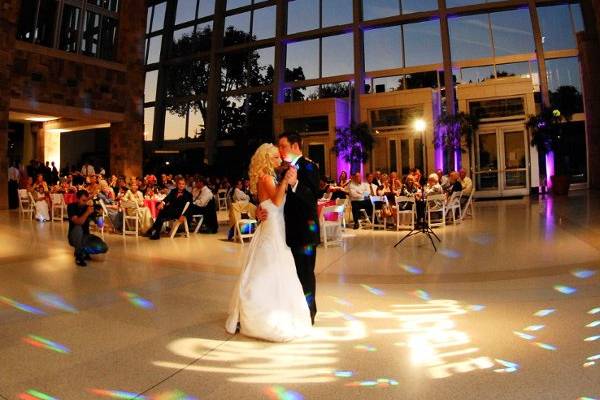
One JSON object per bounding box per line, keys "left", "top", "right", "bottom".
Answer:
{"left": 291, "top": 246, "right": 317, "bottom": 323}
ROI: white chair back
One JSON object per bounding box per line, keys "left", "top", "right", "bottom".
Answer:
{"left": 369, "top": 195, "right": 388, "bottom": 230}
{"left": 461, "top": 189, "right": 475, "bottom": 220}
{"left": 445, "top": 190, "right": 463, "bottom": 225}
{"left": 50, "top": 194, "right": 66, "bottom": 222}
{"left": 217, "top": 189, "right": 228, "bottom": 211}
{"left": 121, "top": 200, "right": 140, "bottom": 236}
{"left": 169, "top": 201, "right": 191, "bottom": 238}
{"left": 394, "top": 196, "right": 416, "bottom": 230}
{"left": 18, "top": 189, "right": 35, "bottom": 219}
{"left": 426, "top": 194, "right": 446, "bottom": 228}
{"left": 320, "top": 205, "right": 345, "bottom": 247}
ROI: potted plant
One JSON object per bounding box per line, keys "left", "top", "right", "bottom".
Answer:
{"left": 332, "top": 122, "right": 375, "bottom": 174}
{"left": 526, "top": 108, "right": 570, "bottom": 195}
{"left": 434, "top": 112, "right": 480, "bottom": 172}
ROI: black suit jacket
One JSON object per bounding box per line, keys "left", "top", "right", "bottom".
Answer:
{"left": 284, "top": 156, "right": 320, "bottom": 248}
{"left": 164, "top": 188, "right": 193, "bottom": 216}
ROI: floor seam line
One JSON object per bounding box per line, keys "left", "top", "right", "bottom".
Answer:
{"left": 133, "top": 335, "right": 235, "bottom": 398}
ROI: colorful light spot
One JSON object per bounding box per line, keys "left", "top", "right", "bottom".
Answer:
{"left": 586, "top": 321, "right": 600, "bottom": 328}
{"left": 493, "top": 359, "right": 519, "bottom": 373}
{"left": 240, "top": 223, "right": 256, "bottom": 235}
{"left": 577, "top": 398, "right": 597, "bottom": 400}
{"left": 23, "top": 335, "right": 69, "bottom": 354}
{"left": 571, "top": 269, "right": 596, "bottom": 279}
{"left": 334, "top": 370, "right": 354, "bottom": 378}
{"left": 589, "top": 307, "right": 600, "bottom": 315}
{"left": 534, "top": 342, "right": 557, "bottom": 351}
{"left": 303, "top": 246, "right": 314, "bottom": 256}
{"left": 554, "top": 285, "right": 577, "bottom": 295}
{"left": 583, "top": 361, "right": 595, "bottom": 368}
{"left": 534, "top": 309, "right": 555, "bottom": 317}
{"left": 354, "top": 344, "right": 377, "bottom": 352}
{"left": 120, "top": 292, "right": 154, "bottom": 309}
{"left": 328, "top": 296, "right": 352, "bottom": 306}
{"left": 584, "top": 335, "right": 600, "bottom": 342}
{"left": 468, "top": 305, "right": 486, "bottom": 312}
{"left": 588, "top": 354, "right": 600, "bottom": 361}
{"left": 34, "top": 292, "right": 78, "bottom": 313}
{"left": 400, "top": 264, "right": 422, "bottom": 275}
{"left": 346, "top": 378, "right": 399, "bottom": 387}
{"left": 523, "top": 325, "right": 545, "bottom": 332}
{"left": 87, "top": 389, "right": 144, "bottom": 399}
{"left": 264, "top": 386, "right": 304, "bottom": 400}
{"left": 151, "top": 390, "right": 199, "bottom": 400}
{"left": 307, "top": 220, "right": 318, "bottom": 233}
{"left": 513, "top": 331, "right": 535, "bottom": 341}
{"left": 439, "top": 249, "right": 461, "bottom": 259}
{"left": 360, "top": 285, "right": 384, "bottom": 296}
{"left": 412, "top": 290, "right": 430, "bottom": 301}
{"left": 468, "top": 233, "right": 494, "bottom": 245}
{"left": 18, "top": 389, "right": 59, "bottom": 400}
{"left": 0, "top": 296, "right": 46, "bottom": 315}
{"left": 334, "top": 310, "right": 356, "bottom": 321}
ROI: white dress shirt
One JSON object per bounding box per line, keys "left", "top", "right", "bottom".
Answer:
{"left": 232, "top": 188, "right": 250, "bottom": 202}
{"left": 348, "top": 181, "right": 370, "bottom": 201}
{"left": 192, "top": 185, "right": 214, "bottom": 207}
{"left": 8, "top": 166, "right": 20, "bottom": 181}
{"left": 460, "top": 176, "right": 473, "bottom": 194}
{"left": 81, "top": 165, "right": 95, "bottom": 176}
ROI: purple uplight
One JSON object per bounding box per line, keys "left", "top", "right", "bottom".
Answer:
{"left": 545, "top": 151, "right": 555, "bottom": 190}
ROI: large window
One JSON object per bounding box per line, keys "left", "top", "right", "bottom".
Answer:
{"left": 538, "top": 4, "right": 584, "bottom": 52}
{"left": 362, "top": 0, "right": 438, "bottom": 20}
{"left": 288, "top": 0, "right": 354, "bottom": 34}
{"left": 16, "top": 0, "right": 118, "bottom": 60}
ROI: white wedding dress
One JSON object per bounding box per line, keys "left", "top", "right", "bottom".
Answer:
{"left": 225, "top": 193, "right": 312, "bottom": 342}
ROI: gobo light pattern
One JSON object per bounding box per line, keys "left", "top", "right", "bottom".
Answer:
{"left": 360, "top": 285, "right": 384, "bottom": 296}
{"left": 264, "top": 386, "right": 304, "bottom": 400}
{"left": 589, "top": 307, "right": 600, "bottom": 315}
{"left": 493, "top": 359, "right": 519, "bottom": 373}
{"left": 413, "top": 290, "right": 430, "bottom": 301}
{"left": 345, "top": 378, "right": 399, "bottom": 387}
{"left": 34, "top": 292, "right": 78, "bottom": 313}
{"left": 354, "top": 344, "right": 377, "bottom": 352}
{"left": 22, "top": 335, "right": 69, "bottom": 354}
{"left": 571, "top": 269, "right": 596, "bottom": 279}
{"left": 400, "top": 264, "right": 422, "bottom": 275}
{"left": 523, "top": 325, "right": 545, "bottom": 332}
{"left": 88, "top": 389, "right": 198, "bottom": 399}
{"left": 553, "top": 285, "right": 576, "bottom": 295}
{"left": 533, "top": 342, "right": 557, "bottom": 351}
{"left": 534, "top": 309, "right": 555, "bottom": 317}
{"left": 18, "top": 389, "right": 59, "bottom": 400}
{"left": 120, "top": 292, "right": 154, "bottom": 309}
{"left": 0, "top": 296, "right": 46, "bottom": 315}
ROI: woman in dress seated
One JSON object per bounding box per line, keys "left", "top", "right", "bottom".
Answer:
{"left": 31, "top": 174, "right": 50, "bottom": 221}
{"left": 123, "top": 181, "right": 153, "bottom": 233}
{"left": 331, "top": 171, "right": 349, "bottom": 200}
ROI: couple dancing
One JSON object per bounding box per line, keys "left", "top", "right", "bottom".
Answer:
{"left": 226, "top": 132, "right": 320, "bottom": 342}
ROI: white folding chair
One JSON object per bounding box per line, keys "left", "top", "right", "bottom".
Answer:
{"left": 461, "top": 189, "right": 475, "bottom": 220}
{"left": 320, "top": 205, "right": 345, "bottom": 247}
{"left": 369, "top": 195, "right": 388, "bottom": 230}
{"left": 121, "top": 201, "right": 140, "bottom": 236}
{"left": 217, "top": 189, "right": 228, "bottom": 211}
{"left": 50, "top": 194, "right": 66, "bottom": 222}
{"left": 426, "top": 194, "right": 446, "bottom": 228}
{"left": 18, "top": 189, "right": 34, "bottom": 219}
{"left": 394, "top": 196, "right": 415, "bottom": 231}
{"left": 192, "top": 214, "right": 204, "bottom": 233}
{"left": 445, "top": 191, "right": 463, "bottom": 225}
{"left": 234, "top": 217, "right": 258, "bottom": 245}
{"left": 335, "top": 198, "right": 350, "bottom": 230}
{"left": 169, "top": 202, "right": 191, "bottom": 238}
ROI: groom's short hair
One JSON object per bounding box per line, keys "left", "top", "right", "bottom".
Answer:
{"left": 279, "top": 131, "right": 302, "bottom": 147}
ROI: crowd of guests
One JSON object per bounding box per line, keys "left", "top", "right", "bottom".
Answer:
{"left": 319, "top": 168, "right": 473, "bottom": 229}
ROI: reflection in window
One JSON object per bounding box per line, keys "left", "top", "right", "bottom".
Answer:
{"left": 225, "top": 12, "right": 251, "bottom": 35}
{"left": 87, "top": 0, "right": 119, "bottom": 12}
{"left": 164, "top": 110, "right": 187, "bottom": 140}
{"left": 401, "top": 0, "right": 437, "bottom": 14}
{"left": 490, "top": 9, "right": 534, "bottom": 56}
{"left": 457, "top": 65, "right": 494, "bottom": 84}
{"left": 284, "top": 85, "right": 320, "bottom": 102}
{"left": 322, "top": 0, "right": 353, "bottom": 27}
{"left": 151, "top": 2, "right": 167, "bottom": 33}
{"left": 17, "top": 0, "right": 37, "bottom": 42}
{"left": 35, "top": 0, "right": 59, "bottom": 47}
{"left": 364, "top": 26, "right": 402, "bottom": 71}
{"left": 287, "top": 0, "right": 319, "bottom": 34}
{"left": 538, "top": 4, "right": 579, "bottom": 51}
{"left": 405, "top": 71, "right": 439, "bottom": 89}
{"left": 176, "top": 0, "right": 197, "bottom": 25}
{"left": 144, "top": 107, "right": 155, "bottom": 141}
{"left": 447, "top": 0, "right": 503, "bottom": 7}
{"left": 322, "top": 33, "right": 354, "bottom": 77}
{"left": 173, "top": 26, "right": 194, "bottom": 44}
{"left": 286, "top": 39, "right": 319, "bottom": 80}
{"left": 372, "top": 76, "right": 403, "bottom": 93}
{"left": 99, "top": 16, "right": 118, "bottom": 60}
{"left": 546, "top": 57, "right": 583, "bottom": 114}
{"left": 254, "top": 47, "right": 275, "bottom": 84}
{"left": 252, "top": 6, "right": 276, "bottom": 40}
{"left": 403, "top": 20, "right": 442, "bottom": 66}
{"left": 198, "top": 0, "right": 215, "bottom": 17}
{"left": 495, "top": 60, "right": 539, "bottom": 90}
{"left": 188, "top": 108, "right": 205, "bottom": 139}
{"left": 82, "top": 11, "right": 101, "bottom": 57}
{"left": 448, "top": 14, "right": 492, "bottom": 61}
{"left": 227, "top": 0, "right": 251, "bottom": 10}
{"left": 146, "top": 35, "right": 162, "bottom": 64}
{"left": 362, "top": 0, "right": 399, "bottom": 21}
{"left": 145, "top": 70, "right": 159, "bottom": 103}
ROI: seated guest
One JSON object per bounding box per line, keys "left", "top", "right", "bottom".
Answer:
{"left": 31, "top": 174, "right": 50, "bottom": 221}
{"left": 459, "top": 168, "right": 473, "bottom": 195}
{"left": 232, "top": 179, "right": 250, "bottom": 202}
{"left": 377, "top": 173, "right": 394, "bottom": 201}
{"left": 401, "top": 175, "right": 420, "bottom": 197}
{"left": 366, "top": 173, "right": 379, "bottom": 196}
{"left": 348, "top": 172, "right": 372, "bottom": 229}
{"left": 190, "top": 178, "right": 218, "bottom": 234}
{"left": 446, "top": 171, "right": 463, "bottom": 197}
{"left": 147, "top": 176, "right": 193, "bottom": 240}
{"left": 436, "top": 169, "right": 451, "bottom": 192}
{"left": 122, "top": 181, "right": 153, "bottom": 233}
{"left": 318, "top": 178, "right": 332, "bottom": 199}
{"left": 424, "top": 173, "right": 444, "bottom": 197}
{"left": 86, "top": 175, "right": 100, "bottom": 197}
{"left": 330, "top": 170, "right": 349, "bottom": 200}
{"left": 97, "top": 180, "right": 115, "bottom": 203}
{"left": 115, "top": 178, "right": 128, "bottom": 201}
{"left": 373, "top": 170, "right": 382, "bottom": 187}
{"left": 67, "top": 190, "right": 108, "bottom": 267}
{"left": 390, "top": 171, "right": 403, "bottom": 194}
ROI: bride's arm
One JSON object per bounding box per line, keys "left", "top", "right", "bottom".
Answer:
{"left": 259, "top": 174, "right": 288, "bottom": 207}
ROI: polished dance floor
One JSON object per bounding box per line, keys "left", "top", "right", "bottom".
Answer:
{"left": 1, "top": 192, "right": 599, "bottom": 399}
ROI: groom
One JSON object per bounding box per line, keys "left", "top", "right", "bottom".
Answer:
{"left": 258, "top": 132, "right": 320, "bottom": 324}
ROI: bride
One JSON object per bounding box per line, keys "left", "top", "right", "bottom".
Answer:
{"left": 225, "top": 143, "right": 312, "bottom": 342}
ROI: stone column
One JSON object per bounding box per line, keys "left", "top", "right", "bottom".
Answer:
{"left": 0, "top": 0, "right": 20, "bottom": 209}
{"left": 109, "top": 0, "right": 145, "bottom": 178}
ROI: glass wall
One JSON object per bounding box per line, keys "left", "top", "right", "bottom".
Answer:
{"left": 17, "top": 0, "right": 119, "bottom": 60}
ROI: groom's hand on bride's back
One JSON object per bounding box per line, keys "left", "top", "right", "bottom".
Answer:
{"left": 256, "top": 206, "right": 268, "bottom": 222}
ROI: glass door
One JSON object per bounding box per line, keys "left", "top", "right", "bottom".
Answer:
{"left": 388, "top": 134, "right": 425, "bottom": 175}
{"left": 474, "top": 127, "right": 529, "bottom": 197}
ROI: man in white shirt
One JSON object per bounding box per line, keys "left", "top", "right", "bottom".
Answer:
{"left": 81, "top": 162, "right": 95, "bottom": 177}
{"left": 348, "top": 172, "right": 372, "bottom": 229}
{"left": 190, "top": 178, "right": 218, "bottom": 233}
{"left": 8, "top": 162, "right": 20, "bottom": 209}
{"left": 459, "top": 168, "right": 473, "bottom": 195}
{"left": 232, "top": 180, "right": 250, "bottom": 202}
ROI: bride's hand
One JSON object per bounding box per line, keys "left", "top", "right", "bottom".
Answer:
{"left": 285, "top": 166, "right": 298, "bottom": 186}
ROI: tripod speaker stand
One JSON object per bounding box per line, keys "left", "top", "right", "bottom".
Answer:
{"left": 394, "top": 219, "right": 441, "bottom": 251}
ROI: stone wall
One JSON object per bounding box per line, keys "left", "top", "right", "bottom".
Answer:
{"left": 0, "top": 0, "right": 20, "bottom": 209}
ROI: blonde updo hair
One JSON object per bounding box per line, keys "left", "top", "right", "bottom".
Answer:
{"left": 249, "top": 143, "right": 279, "bottom": 195}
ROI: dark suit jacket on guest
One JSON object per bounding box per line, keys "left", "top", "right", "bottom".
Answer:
{"left": 448, "top": 181, "right": 463, "bottom": 196}
{"left": 284, "top": 156, "right": 320, "bottom": 248}
{"left": 163, "top": 188, "right": 193, "bottom": 216}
